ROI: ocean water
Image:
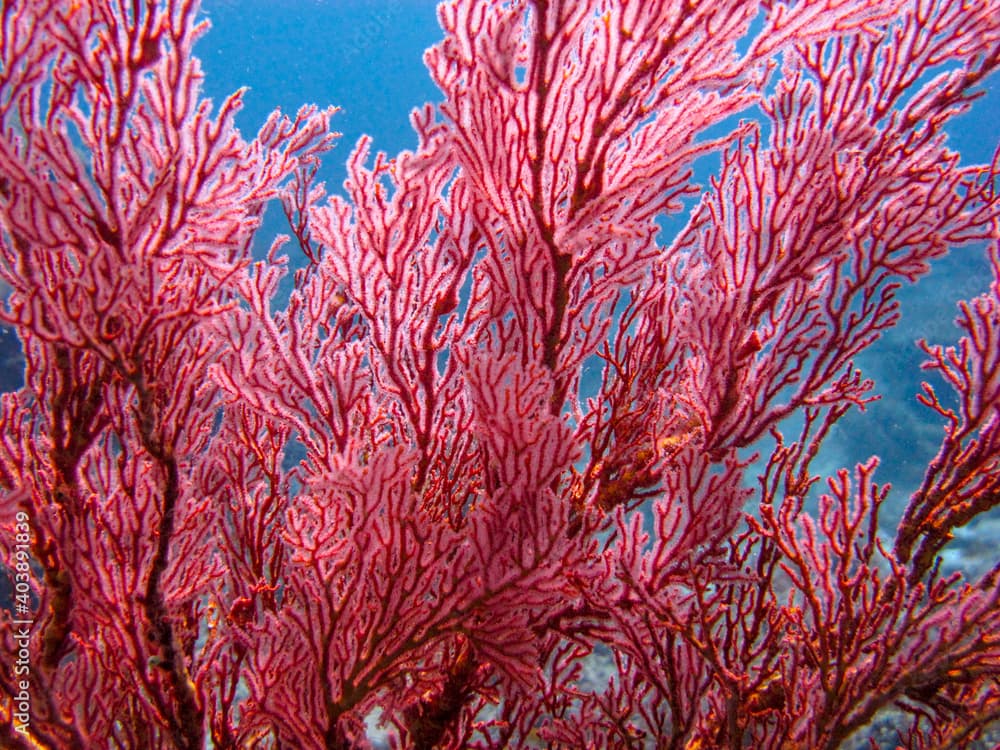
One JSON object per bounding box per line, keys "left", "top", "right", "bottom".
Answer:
{"left": 194, "top": 0, "right": 1000, "bottom": 576}
{"left": 1, "top": 0, "right": 996, "bottom": 567}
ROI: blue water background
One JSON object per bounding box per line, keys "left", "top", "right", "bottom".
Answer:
{"left": 198, "top": 1, "right": 998, "bottom": 563}
{"left": 3, "top": 1, "right": 997, "bottom": 572}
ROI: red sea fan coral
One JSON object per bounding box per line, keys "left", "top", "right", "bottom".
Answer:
{"left": 0, "top": 1, "right": 998, "bottom": 748}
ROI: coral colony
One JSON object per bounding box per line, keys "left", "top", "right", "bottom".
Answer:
{"left": 1, "top": 0, "right": 999, "bottom": 747}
